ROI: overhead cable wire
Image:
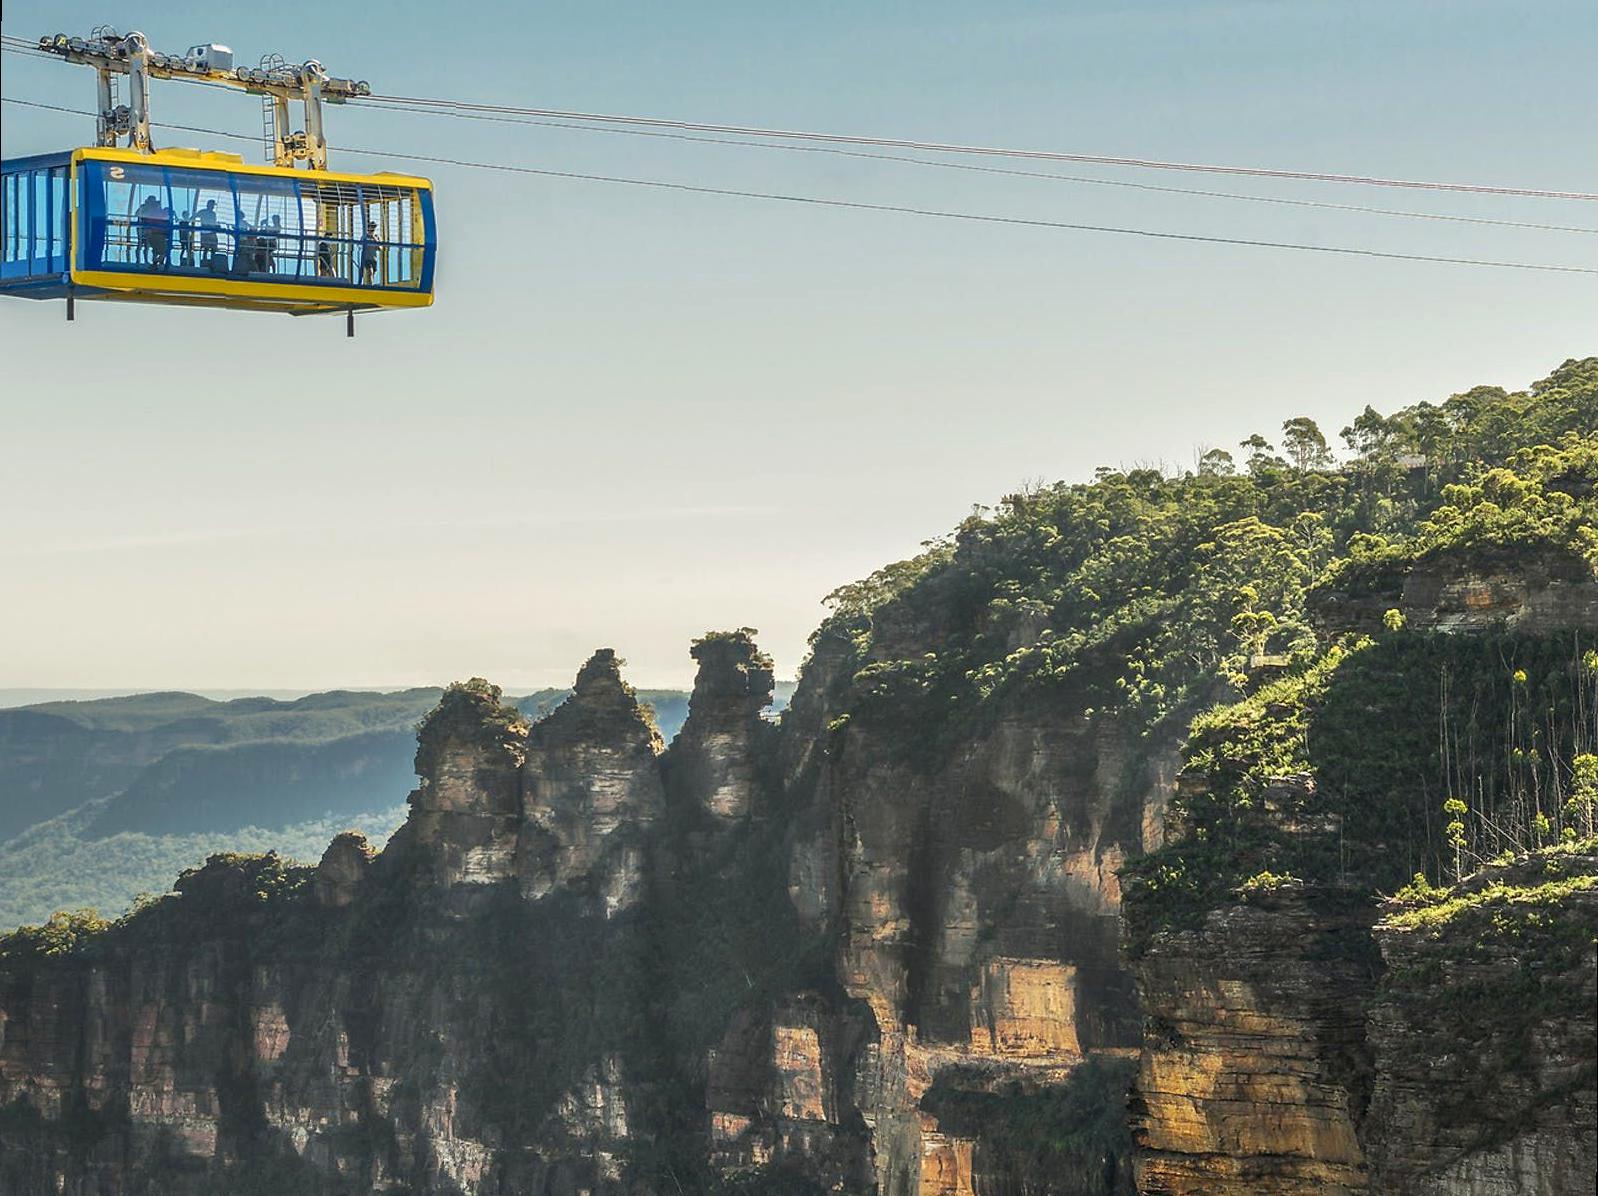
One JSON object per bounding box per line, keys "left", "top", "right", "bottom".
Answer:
{"left": 356, "top": 91, "right": 1598, "bottom": 203}
{"left": 5, "top": 95, "right": 1597, "bottom": 277}
{"left": 346, "top": 98, "right": 1598, "bottom": 237}
{"left": 7, "top": 45, "right": 1594, "bottom": 235}
{"left": 8, "top": 38, "right": 1598, "bottom": 203}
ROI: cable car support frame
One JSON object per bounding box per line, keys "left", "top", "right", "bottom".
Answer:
{"left": 22, "top": 28, "right": 395, "bottom": 335}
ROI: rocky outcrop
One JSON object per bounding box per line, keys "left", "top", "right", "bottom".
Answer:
{"left": 1312, "top": 546, "right": 1598, "bottom": 638}
{"left": 0, "top": 615, "right": 1165, "bottom": 1195}
{"left": 1130, "top": 886, "right": 1379, "bottom": 1196}
{"left": 1362, "top": 853, "right": 1598, "bottom": 1196}
{"left": 405, "top": 678, "right": 528, "bottom": 886}
{"left": 7, "top": 612, "right": 1592, "bottom": 1195}
{"left": 1129, "top": 841, "right": 1598, "bottom": 1196}
{"left": 734, "top": 617, "right": 1173, "bottom": 1192}
{"left": 313, "top": 830, "right": 374, "bottom": 907}
{"left": 517, "top": 649, "right": 664, "bottom": 915}
{"left": 0, "top": 656, "right": 674, "bottom": 1196}
{"left": 664, "top": 630, "right": 777, "bottom": 823}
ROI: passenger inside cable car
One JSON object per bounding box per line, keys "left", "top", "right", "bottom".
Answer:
{"left": 81, "top": 158, "right": 424, "bottom": 287}
{"left": 3, "top": 148, "right": 434, "bottom": 318}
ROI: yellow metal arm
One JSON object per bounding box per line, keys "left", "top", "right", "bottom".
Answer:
{"left": 36, "top": 30, "right": 370, "bottom": 170}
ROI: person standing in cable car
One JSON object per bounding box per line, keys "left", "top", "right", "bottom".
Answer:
{"left": 360, "top": 220, "right": 381, "bottom": 284}
{"left": 135, "top": 195, "right": 163, "bottom": 264}
{"left": 263, "top": 215, "right": 281, "bottom": 273}
{"left": 153, "top": 203, "right": 173, "bottom": 267}
{"left": 196, "top": 199, "right": 221, "bottom": 269}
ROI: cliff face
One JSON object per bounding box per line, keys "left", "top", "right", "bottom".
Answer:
{"left": 1127, "top": 548, "right": 1598, "bottom": 1196}
{"left": 8, "top": 621, "right": 1592, "bottom": 1194}
{"left": 1131, "top": 887, "right": 1378, "bottom": 1196}
{"left": 1310, "top": 546, "right": 1598, "bottom": 640}
{"left": 5, "top": 401, "right": 1597, "bottom": 1193}
{"left": 0, "top": 621, "right": 1162, "bottom": 1195}
{"left": 1362, "top": 853, "right": 1598, "bottom": 1196}
{"left": 690, "top": 597, "right": 1175, "bottom": 1196}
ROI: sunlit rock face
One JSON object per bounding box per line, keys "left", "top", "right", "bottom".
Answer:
{"left": 664, "top": 630, "right": 777, "bottom": 824}
{"left": 1130, "top": 888, "right": 1378, "bottom": 1196}
{"left": 1128, "top": 556, "right": 1598, "bottom": 1196}
{"left": 405, "top": 678, "right": 528, "bottom": 887}
{"left": 706, "top": 994, "right": 873, "bottom": 1189}
{"left": 1313, "top": 545, "right": 1598, "bottom": 638}
{"left": 517, "top": 649, "right": 664, "bottom": 915}
{"left": 13, "top": 609, "right": 1592, "bottom": 1195}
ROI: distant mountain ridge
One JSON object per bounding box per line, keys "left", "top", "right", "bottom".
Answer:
{"left": 0, "top": 680, "right": 792, "bottom": 930}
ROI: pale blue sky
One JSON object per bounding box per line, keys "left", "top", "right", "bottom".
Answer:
{"left": 2, "top": 1, "right": 1595, "bottom": 689}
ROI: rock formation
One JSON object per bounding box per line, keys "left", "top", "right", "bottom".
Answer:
{"left": 1127, "top": 545, "right": 1598, "bottom": 1195}
{"left": 1130, "top": 887, "right": 1379, "bottom": 1196}
{"left": 1363, "top": 853, "right": 1598, "bottom": 1196}
{"left": 518, "top": 648, "right": 664, "bottom": 915}
{"left": 2, "top": 530, "right": 1595, "bottom": 1192}
{"left": 0, "top": 622, "right": 1166, "bottom": 1195}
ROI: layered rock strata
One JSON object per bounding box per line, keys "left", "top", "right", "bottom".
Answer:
{"left": 1130, "top": 887, "right": 1379, "bottom": 1196}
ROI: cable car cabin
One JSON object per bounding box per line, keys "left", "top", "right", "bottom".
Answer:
{"left": 1, "top": 146, "right": 434, "bottom": 317}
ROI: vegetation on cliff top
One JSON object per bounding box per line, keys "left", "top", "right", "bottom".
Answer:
{"left": 802, "top": 358, "right": 1598, "bottom": 945}
{"left": 813, "top": 361, "right": 1598, "bottom": 767}
{"left": 1377, "top": 843, "right": 1598, "bottom": 1132}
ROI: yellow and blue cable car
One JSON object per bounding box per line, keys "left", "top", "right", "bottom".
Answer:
{"left": 1, "top": 146, "right": 435, "bottom": 317}
{"left": 2, "top": 29, "right": 435, "bottom": 331}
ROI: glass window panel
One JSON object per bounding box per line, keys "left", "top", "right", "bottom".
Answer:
{"left": 8, "top": 175, "right": 28, "bottom": 265}
{"left": 56, "top": 169, "right": 69, "bottom": 270}
{"left": 74, "top": 160, "right": 427, "bottom": 290}
{"left": 34, "top": 173, "right": 50, "bottom": 267}
{"left": 2, "top": 175, "right": 15, "bottom": 264}
{"left": 162, "top": 167, "right": 245, "bottom": 274}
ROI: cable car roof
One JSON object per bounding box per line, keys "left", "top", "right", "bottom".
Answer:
{"left": 68, "top": 144, "right": 433, "bottom": 190}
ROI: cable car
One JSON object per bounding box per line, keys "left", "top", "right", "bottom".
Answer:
{"left": 0, "top": 28, "right": 435, "bottom": 332}
{"left": 2, "top": 146, "right": 435, "bottom": 318}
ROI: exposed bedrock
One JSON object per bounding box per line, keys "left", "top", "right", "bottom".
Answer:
{"left": 1311, "top": 545, "right": 1598, "bottom": 638}
{"left": 403, "top": 676, "right": 528, "bottom": 887}
{"left": 663, "top": 629, "right": 778, "bottom": 824}
{"left": 517, "top": 648, "right": 665, "bottom": 915}
{"left": 1362, "top": 854, "right": 1598, "bottom": 1196}
{"left": 722, "top": 615, "right": 1179, "bottom": 1195}
{"left": 1129, "top": 888, "right": 1380, "bottom": 1196}
{"left": 0, "top": 623, "right": 1170, "bottom": 1194}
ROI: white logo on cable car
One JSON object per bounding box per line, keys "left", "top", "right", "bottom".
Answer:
{"left": 108, "top": 166, "right": 126, "bottom": 180}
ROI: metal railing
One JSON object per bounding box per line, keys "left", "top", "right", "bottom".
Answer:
{"left": 91, "top": 216, "right": 422, "bottom": 287}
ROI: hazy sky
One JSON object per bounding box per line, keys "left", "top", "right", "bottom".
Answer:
{"left": 2, "top": 1, "right": 1595, "bottom": 690}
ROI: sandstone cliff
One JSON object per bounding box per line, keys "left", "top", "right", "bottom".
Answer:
{"left": 5, "top": 371, "right": 1596, "bottom": 1194}
{"left": 0, "top": 619, "right": 1159, "bottom": 1195}
{"left": 1125, "top": 538, "right": 1598, "bottom": 1195}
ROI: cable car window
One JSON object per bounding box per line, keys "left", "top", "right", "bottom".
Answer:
{"left": 1, "top": 164, "right": 69, "bottom": 279}
{"left": 79, "top": 159, "right": 427, "bottom": 291}
{"left": 51, "top": 169, "right": 68, "bottom": 270}
{"left": 4, "top": 173, "right": 27, "bottom": 266}
{"left": 2, "top": 174, "right": 14, "bottom": 264}
{"left": 33, "top": 174, "right": 48, "bottom": 270}
{"left": 157, "top": 169, "right": 236, "bottom": 274}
